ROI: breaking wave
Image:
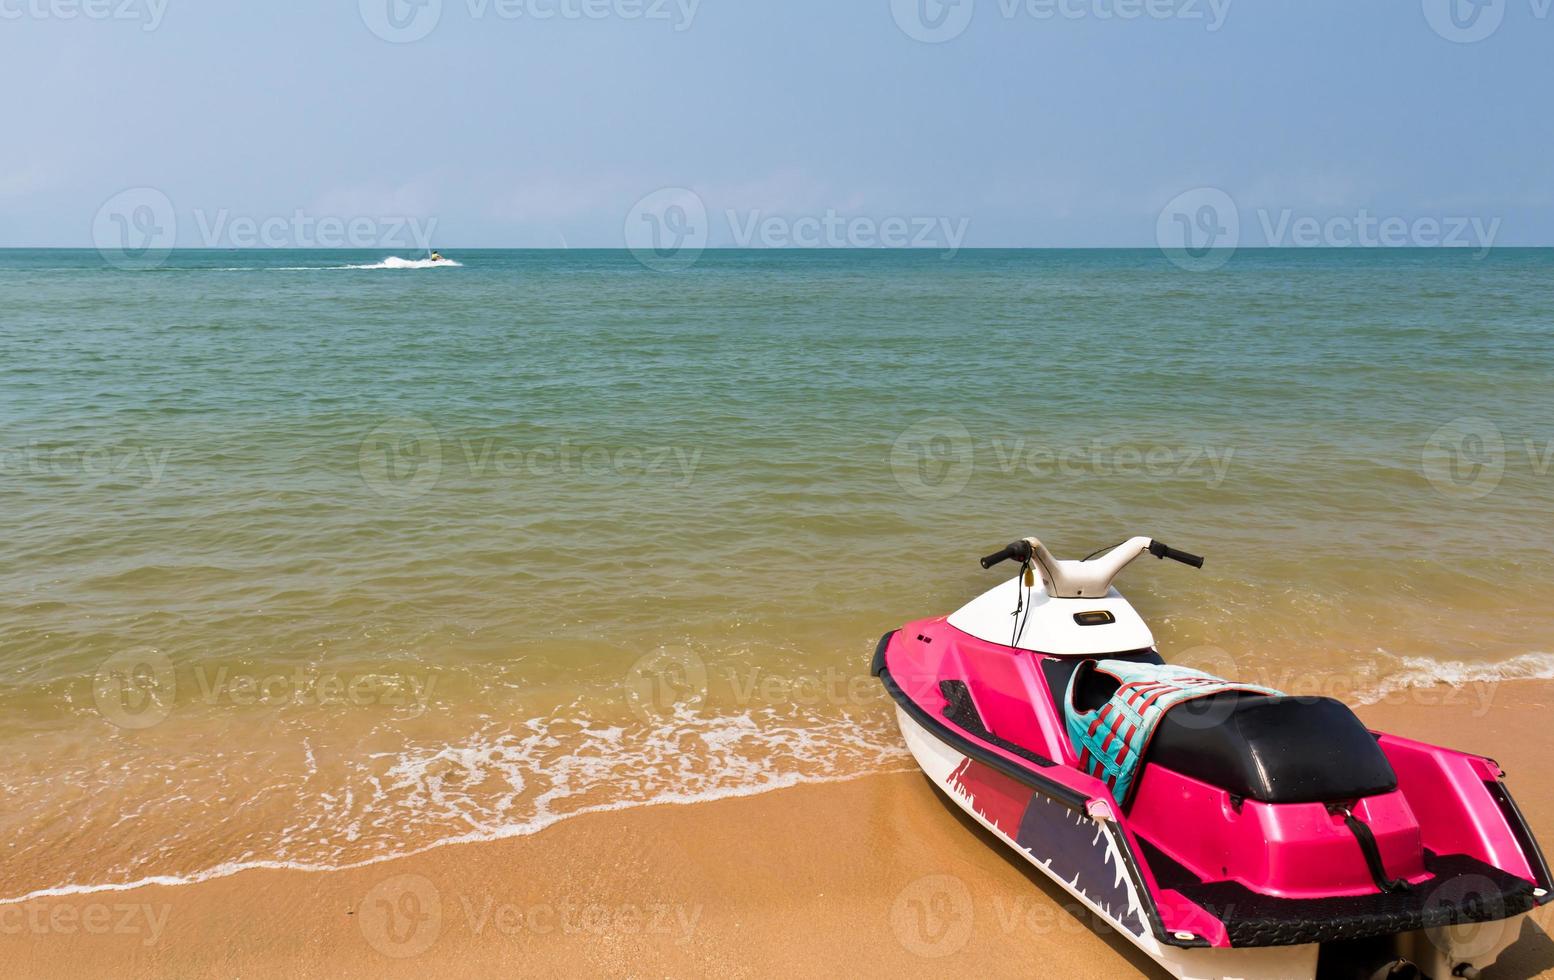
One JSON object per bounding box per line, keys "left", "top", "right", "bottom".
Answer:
{"left": 0, "top": 701, "right": 911, "bottom": 906}
{"left": 1354, "top": 651, "right": 1554, "bottom": 705}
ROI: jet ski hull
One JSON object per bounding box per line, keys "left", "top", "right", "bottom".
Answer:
{"left": 876, "top": 622, "right": 1547, "bottom": 979}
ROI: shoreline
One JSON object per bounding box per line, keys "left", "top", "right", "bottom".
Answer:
{"left": 0, "top": 765, "right": 917, "bottom": 908}
{"left": 5, "top": 681, "right": 1554, "bottom": 978}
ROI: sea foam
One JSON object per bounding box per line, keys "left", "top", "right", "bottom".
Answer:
{"left": 1354, "top": 651, "right": 1554, "bottom": 705}
{"left": 343, "top": 256, "right": 462, "bottom": 270}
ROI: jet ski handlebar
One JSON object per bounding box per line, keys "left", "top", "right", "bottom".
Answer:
{"left": 980, "top": 535, "right": 1204, "bottom": 597}
{"left": 979, "top": 540, "right": 1034, "bottom": 569}
{"left": 1147, "top": 540, "right": 1205, "bottom": 568}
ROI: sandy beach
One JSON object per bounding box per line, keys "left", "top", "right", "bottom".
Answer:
{"left": 6, "top": 679, "right": 1552, "bottom": 979}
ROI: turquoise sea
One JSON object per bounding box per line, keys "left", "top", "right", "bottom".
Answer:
{"left": 2, "top": 247, "right": 1553, "bottom": 899}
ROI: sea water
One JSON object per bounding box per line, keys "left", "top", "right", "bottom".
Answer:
{"left": 2, "top": 247, "right": 1552, "bottom": 899}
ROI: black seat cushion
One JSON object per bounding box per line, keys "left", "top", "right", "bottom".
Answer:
{"left": 1148, "top": 694, "right": 1398, "bottom": 804}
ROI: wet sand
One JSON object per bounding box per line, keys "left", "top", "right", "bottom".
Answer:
{"left": 6, "top": 681, "right": 1554, "bottom": 978}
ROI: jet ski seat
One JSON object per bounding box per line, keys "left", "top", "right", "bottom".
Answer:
{"left": 1148, "top": 692, "right": 1399, "bottom": 805}
{"left": 1055, "top": 658, "right": 1401, "bottom": 806}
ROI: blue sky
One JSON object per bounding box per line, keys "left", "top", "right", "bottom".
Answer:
{"left": 1, "top": 0, "right": 1550, "bottom": 248}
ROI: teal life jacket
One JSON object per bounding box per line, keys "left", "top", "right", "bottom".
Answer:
{"left": 1064, "top": 659, "right": 1282, "bottom": 806}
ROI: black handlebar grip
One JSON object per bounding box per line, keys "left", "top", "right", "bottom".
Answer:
{"left": 1149, "top": 540, "right": 1205, "bottom": 568}
{"left": 980, "top": 540, "right": 1032, "bottom": 569}
{"left": 979, "top": 547, "right": 1015, "bottom": 569}
{"left": 1171, "top": 548, "right": 1205, "bottom": 568}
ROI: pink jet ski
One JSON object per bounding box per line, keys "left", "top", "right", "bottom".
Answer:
{"left": 873, "top": 535, "right": 1550, "bottom": 979}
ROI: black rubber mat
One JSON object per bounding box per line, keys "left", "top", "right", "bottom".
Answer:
{"left": 1165, "top": 850, "right": 1538, "bottom": 948}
